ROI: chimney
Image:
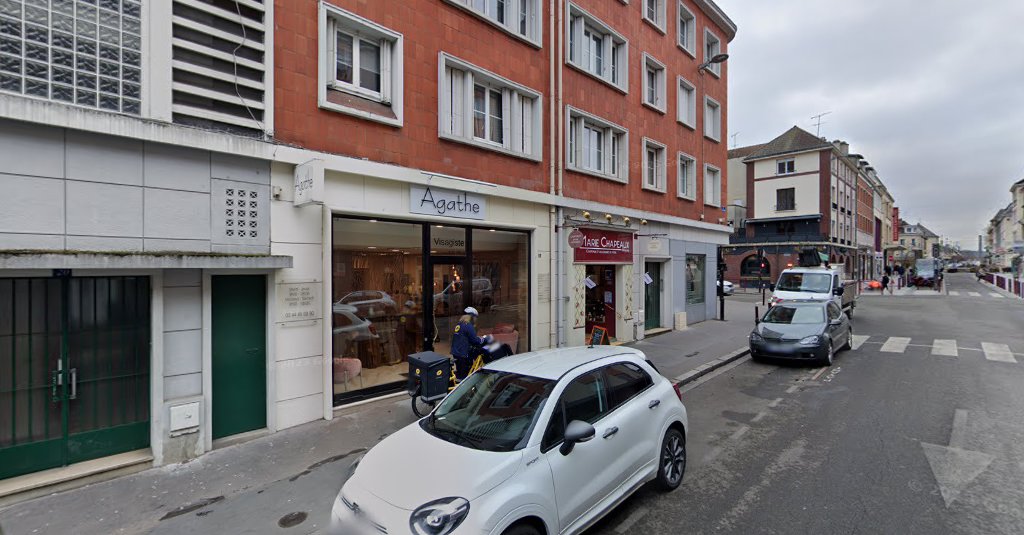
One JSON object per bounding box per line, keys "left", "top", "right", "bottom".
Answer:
{"left": 840, "top": 141, "right": 849, "bottom": 155}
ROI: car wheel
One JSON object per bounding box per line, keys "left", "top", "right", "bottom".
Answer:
{"left": 842, "top": 326, "right": 853, "bottom": 351}
{"left": 821, "top": 340, "right": 834, "bottom": 367}
{"left": 656, "top": 427, "right": 686, "bottom": 491}
{"left": 502, "top": 522, "right": 542, "bottom": 535}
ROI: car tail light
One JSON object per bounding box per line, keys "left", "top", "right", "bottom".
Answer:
{"left": 672, "top": 382, "right": 683, "bottom": 402}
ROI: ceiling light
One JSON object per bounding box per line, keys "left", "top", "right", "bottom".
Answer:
{"left": 368, "top": 219, "right": 378, "bottom": 223}
{"left": 368, "top": 246, "right": 377, "bottom": 249}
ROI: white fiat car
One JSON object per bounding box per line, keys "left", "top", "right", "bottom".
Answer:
{"left": 329, "top": 346, "right": 688, "bottom": 535}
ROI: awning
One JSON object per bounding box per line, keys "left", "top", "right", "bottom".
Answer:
{"left": 745, "top": 214, "right": 822, "bottom": 224}
{"left": 0, "top": 251, "right": 293, "bottom": 270}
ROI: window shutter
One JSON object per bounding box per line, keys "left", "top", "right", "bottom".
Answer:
{"left": 520, "top": 96, "right": 533, "bottom": 156}
{"left": 510, "top": 93, "right": 523, "bottom": 152}
{"left": 380, "top": 39, "right": 393, "bottom": 103}
{"left": 449, "top": 67, "right": 466, "bottom": 137}
{"left": 327, "top": 19, "right": 336, "bottom": 85}
{"left": 571, "top": 16, "right": 584, "bottom": 64}
{"left": 502, "top": 88, "right": 513, "bottom": 149}
{"left": 442, "top": 66, "right": 453, "bottom": 135}
{"left": 601, "top": 36, "right": 612, "bottom": 79}
{"left": 461, "top": 70, "right": 473, "bottom": 137}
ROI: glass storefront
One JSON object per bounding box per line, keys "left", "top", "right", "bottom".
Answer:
{"left": 332, "top": 217, "right": 530, "bottom": 404}
{"left": 686, "top": 254, "right": 706, "bottom": 305}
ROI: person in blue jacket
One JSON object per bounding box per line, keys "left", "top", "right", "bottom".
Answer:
{"left": 451, "top": 307, "right": 490, "bottom": 380}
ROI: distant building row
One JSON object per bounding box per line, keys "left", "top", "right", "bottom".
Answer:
{"left": 985, "top": 178, "right": 1024, "bottom": 270}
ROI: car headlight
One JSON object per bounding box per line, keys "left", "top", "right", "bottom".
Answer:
{"left": 750, "top": 331, "right": 763, "bottom": 342}
{"left": 410, "top": 497, "right": 470, "bottom": 535}
{"left": 799, "top": 335, "right": 820, "bottom": 345}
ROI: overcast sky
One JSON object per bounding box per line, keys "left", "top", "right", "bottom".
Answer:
{"left": 715, "top": 0, "right": 1024, "bottom": 250}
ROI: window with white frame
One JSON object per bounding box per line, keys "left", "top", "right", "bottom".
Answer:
{"left": 643, "top": 54, "right": 666, "bottom": 112}
{"left": 704, "top": 96, "right": 721, "bottom": 141}
{"left": 567, "top": 4, "right": 628, "bottom": 91}
{"left": 567, "top": 107, "right": 628, "bottom": 181}
{"left": 677, "top": 76, "right": 696, "bottom": 127}
{"left": 776, "top": 158, "right": 795, "bottom": 175}
{"left": 704, "top": 164, "right": 721, "bottom": 206}
{"left": 644, "top": 0, "right": 665, "bottom": 31}
{"left": 440, "top": 54, "right": 541, "bottom": 159}
{"left": 320, "top": 5, "right": 404, "bottom": 126}
{"left": 678, "top": 2, "right": 696, "bottom": 55}
{"left": 677, "top": 152, "right": 696, "bottom": 199}
{"left": 643, "top": 138, "right": 667, "bottom": 192}
{"left": 447, "top": 0, "right": 541, "bottom": 43}
{"left": 0, "top": 0, "right": 143, "bottom": 114}
{"left": 704, "top": 29, "right": 722, "bottom": 76}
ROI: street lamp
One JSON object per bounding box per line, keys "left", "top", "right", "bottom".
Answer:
{"left": 698, "top": 53, "right": 730, "bottom": 74}
{"left": 698, "top": 52, "right": 730, "bottom": 320}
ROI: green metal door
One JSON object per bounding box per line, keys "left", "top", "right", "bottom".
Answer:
{"left": 212, "top": 275, "right": 266, "bottom": 440}
{"left": 644, "top": 262, "right": 662, "bottom": 330}
{"left": 0, "top": 277, "right": 150, "bottom": 481}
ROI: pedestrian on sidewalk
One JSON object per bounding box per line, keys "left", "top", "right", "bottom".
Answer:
{"left": 881, "top": 274, "right": 891, "bottom": 295}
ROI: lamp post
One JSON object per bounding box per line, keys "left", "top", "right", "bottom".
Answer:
{"left": 699, "top": 53, "right": 729, "bottom": 320}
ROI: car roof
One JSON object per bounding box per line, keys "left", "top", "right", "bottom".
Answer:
{"left": 774, "top": 299, "right": 828, "bottom": 306}
{"left": 484, "top": 346, "right": 645, "bottom": 380}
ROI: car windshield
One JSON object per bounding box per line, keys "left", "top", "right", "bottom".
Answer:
{"left": 421, "top": 370, "right": 555, "bottom": 452}
{"left": 762, "top": 305, "right": 824, "bottom": 324}
{"left": 775, "top": 273, "right": 832, "bottom": 293}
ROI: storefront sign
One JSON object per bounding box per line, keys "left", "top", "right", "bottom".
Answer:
{"left": 567, "top": 229, "right": 585, "bottom": 249}
{"left": 277, "top": 281, "right": 322, "bottom": 322}
{"left": 294, "top": 159, "right": 324, "bottom": 206}
{"left": 574, "top": 229, "right": 634, "bottom": 264}
{"left": 410, "top": 185, "right": 486, "bottom": 220}
{"left": 892, "top": 207, "right": 899, "bottom": 241}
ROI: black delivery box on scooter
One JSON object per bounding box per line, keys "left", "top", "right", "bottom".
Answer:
{"left": 408, "top": 351, "right": 451, "bottom": 400}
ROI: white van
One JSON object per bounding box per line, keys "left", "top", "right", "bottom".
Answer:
{"left": 770, "top": 265, "right": 857, "bottom": 317}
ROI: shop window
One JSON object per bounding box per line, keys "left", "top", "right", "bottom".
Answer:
{"left": 471, "top": 229, "right": 530, "bottom": 354}
{"left": 686, "top": 254, "right": 705, "bottom": 305}
{"left": 331, "top": 218, "right": 423, "bottom": 402}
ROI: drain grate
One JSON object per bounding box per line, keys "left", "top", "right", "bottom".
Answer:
{"left": 278, "top": 511, "right": 308, "bottom": 528}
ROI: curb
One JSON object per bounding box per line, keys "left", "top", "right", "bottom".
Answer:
{"left": 672, "top": 346, "right": 750, "bottom": 386}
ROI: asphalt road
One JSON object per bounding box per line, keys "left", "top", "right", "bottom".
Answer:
{"left": 587, "top": 272, "right": 1024, "bottom": 534}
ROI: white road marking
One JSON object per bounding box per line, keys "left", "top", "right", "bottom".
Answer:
{"left": 751, "top": 411, "right": 768, "bottom": 423}
{"left": 931, "top": 339, "right": 958, "bottom": 357}
{"left": 614, "top": 506, "right": 649, "bottom": 533}
{"left": 810, "top": 368, "right": 828, "bottom": 381}
{"left": 989, "top": 292, "right": 1004, "bottom": 298}
{"left": 730, "top": 425, "right": 750, "bottom": 440}
{"left": 982, "top": 342, "right": 1017, "bottom": 363}
{"left": 768, "top": 397, "right": 783, "bottom": 408}
{"left": 851, "top": 334, "right": 870, "bottom": 350}
{"left": 968, "top": 291, "right": 981, "bottom": 297}
{"left": 881, "top": 337, "right": 912, "bottom": 353}
{"left": 950, "top": 409, "right": 969, "bottom": 448}
{"left": 702, "top": 446, "right": 724, "bottom": 463}
{"left": 785, "top": 385, "right": 799, "bottom": 394}
{"left": 948, "top": 291, "right": 960, "bottom": 296}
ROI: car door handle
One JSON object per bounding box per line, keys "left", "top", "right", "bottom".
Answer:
{"left": 648, "top": 399, "right": 661, "bottom": 409}
{"left": 602, "top": 427, "right": 619, "bottom": 439}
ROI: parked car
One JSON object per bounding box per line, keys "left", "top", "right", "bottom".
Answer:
{"left": 329, "top": 346, "right": 688, "bottom": 535}
{"left": 717, "top": 280, "right": 734, "bottom": 296}
{"left": 433, "top": 277, "right": 494, "bottom": 316}
{"left": 749, "top": 300, "right": 852, "bottom": 366}
{"left": 332, "top": 303, "right": 378, "bottom": 356}
{"left": 337, "top": 290, "right": 397, "bottom": 318}
{"left": 769, "top": 265, "right": 856, "bottom": 317}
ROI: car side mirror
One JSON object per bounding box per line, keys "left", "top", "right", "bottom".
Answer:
{"left": 559, "top": 420, "right": 596, "bottom": 456}
{"left": 829, "top": 318, "right": 842, "bottom": 326}
{"left": 833, "top": 287, "right": 844, "bottom": 296}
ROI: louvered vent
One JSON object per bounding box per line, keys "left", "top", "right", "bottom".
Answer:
{"left": 171, "top": 0, "right": 266, "bottom": 136}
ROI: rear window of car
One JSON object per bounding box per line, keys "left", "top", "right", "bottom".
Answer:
{"left": 763, "top": 305, "right": 824, "bottom": 324}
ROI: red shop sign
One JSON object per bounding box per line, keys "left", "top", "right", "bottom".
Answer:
{"left": 573, "top": 228, "right": 634, "bottom": 264}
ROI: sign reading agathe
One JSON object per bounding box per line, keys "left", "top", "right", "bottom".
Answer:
{"left": 573, "top": 228, "right": 634, "bottom": 264}
{"left": 294, "top": 159, "right": 324, "bottom": 206}
{"left": 409, "top": 185, "right": 486, "bottom": 220}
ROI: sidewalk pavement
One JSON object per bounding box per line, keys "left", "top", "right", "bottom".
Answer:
{"left": 0, "top": 298, "right": 758, "bottom": 535}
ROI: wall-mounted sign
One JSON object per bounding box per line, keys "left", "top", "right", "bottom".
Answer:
{"left": 430, "top": 226, "right": 466, "bottom": 255}
{"left": 568, "top": 229, "right": 585, "bottom": 249}
{"left": 642, "top": 273, "right": 654, "bottom": 285}
{"left": 277, "top": 281, "right": 322, "bottom": 322}
{"left": 294, "top": 159, "right": 324, "bottom": 207}
{"left": 892, "top": 206, "right": 900, "bottom": 242}
{"left": 573, "top": 228, "right": 634, "bottom": 264}
{"left": 583, "top": 276, "right": 597, "bottom": 289}
{"left": 410, "top": 185, "right": 486, "bottom": 220}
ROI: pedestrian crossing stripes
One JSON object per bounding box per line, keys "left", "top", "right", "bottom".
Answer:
{"left": 848, "top": 336, "right": 1023, "bottom": 364}
{"left": 989, "top": 292, "right": 1005, "bottom": 298}
{"left": 881, "top": 337, "right": 911, "bottom": 353}
{"left": 968, "top": 292, "right": 981, "bottom": 297}
{"left": 931, "top": 339, "right": 958, "bottom": 356}
{"left": 982, "top": 342, "right": 1017, "bottom": 363}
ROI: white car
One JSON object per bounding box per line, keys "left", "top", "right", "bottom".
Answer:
{"left": 718, "top": 280, "right": 735, "bottom": 296}
{"left": 329, "top": 346, "right": 688, "bottom": 535}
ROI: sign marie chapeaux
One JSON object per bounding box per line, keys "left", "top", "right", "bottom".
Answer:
{"left": 409, "top": 185, "right": 487, "bottom": 221}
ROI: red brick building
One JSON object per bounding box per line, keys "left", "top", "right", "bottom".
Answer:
{"left": 269, "top": 0, "right": 737, "bottom": 408}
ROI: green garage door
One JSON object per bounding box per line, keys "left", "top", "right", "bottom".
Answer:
{"left": 0, "top": 277, "right": 151, "bottom": 481}
{"left": 212, "top": 275, "right": 267, "bottom": 440}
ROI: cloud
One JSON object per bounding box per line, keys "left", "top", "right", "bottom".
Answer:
{"left": 717, "top": 0, "right": 1024, "bottom": 247}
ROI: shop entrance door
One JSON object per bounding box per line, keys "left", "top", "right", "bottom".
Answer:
{"left": 429, "top": 260, "right": 470, "bottom": 356}
{"left": 644, "top": 262, "right": 662, "bottom": 330}
{"left": 0, "top": 276, "right": 151, "bottom": 481}
{"left": 211, "top": 275, "right": 266, "bottom": 440}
